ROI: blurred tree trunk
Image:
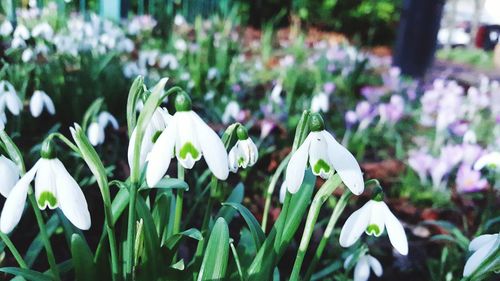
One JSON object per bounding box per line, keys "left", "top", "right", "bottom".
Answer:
{"left": 393, "top": 0, "right": 445, "bottom": 77}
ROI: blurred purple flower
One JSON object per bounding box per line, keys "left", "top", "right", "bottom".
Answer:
{"left": 449, "top": 120, "right": 469, "bottom": 136}
{"left": 378, "top": 95, "right": 405, "bottom": 124}
{"left": 408, "top": 150, "right": 434, "bottom": 183}
{"left": 361, "top": 86, "right": 385, "bottom": 103}
{"left": 382, "top": 66, "right": 401, "bottom": 91}
{"left": 456, "top": 164, "right": 488, "bottom": 193}
{"left": 461, "top": 143, "right": 483, "bottom": 166}
{"left": 323, "top": 82, "right": 336, "bottom": 95}
{"left": 345, "top": 110, "right": 357, "bottom": 128}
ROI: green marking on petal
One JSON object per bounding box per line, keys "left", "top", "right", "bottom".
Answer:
{"left": 179, "top": 142, "right": 200, "bottom": 160}
{"left": 37, "top": 191, "right": 57, "bottom": 209}
{"left": 313, "top": 159, "right": 331, "bottom": 175}
{"left": 366, "top": 224, "right": 381, "bottom": 236}
{"left": 151, "top": 131, "right": 162, "bottom": 143}
{"left": 238, "top": 157, "right": 245, "bottom": 166}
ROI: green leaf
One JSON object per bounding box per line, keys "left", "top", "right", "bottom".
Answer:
{"left": 0, "top": 267, "right": 53, "bottom": 281}
{"left": 140, "top": 177, "right": 189, "bottom": 191}
{"left": 25, "top": 214, "right": 60, "bottom": 267}
{"left": 165, "top": 228, "right": 203, "bottom": 250}
{"left": 135, "top": 196, "right": 160, "bottom": 277}
{"left": 0, "top": 131, "right": 25, "bottom": 172}
{"left": 222, "top": 203, "right": 265, "bottom": 249}
{"left": 126, "top": 76, "right": 144, "bottom": 136}
{"left": 81, "top": 98, "right": 104, "bottom": 130}
{"left": 217, "top": 183, "right": 244, "bottom": 223}
{"left": 71, "top": 234, "right": 96, "bottom": 281}
{"left": 198, "top": 218, "right": 230, "bottom": 281}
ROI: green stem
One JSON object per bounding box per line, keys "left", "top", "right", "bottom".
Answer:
{"left": 261, "top": 154, "right": 291, "bottom": 232}
{"left": 28, "top": 193, "right": 60, "bottom": 281}
{"left": 125, "top": 182, "right": 138, "bottom": 279}
{"left": 304, "top": 191, "right": 352, "bottom": 281}
{"left": 230, "top": 241, "right": 244, "bottom": 281}
{"left": 289, "top": 174, "right": 342, "bottom": 281}
{"left": 0, "top": 232, "right": 28, "bottom": 269}
{"left": 173, "top": 164, "right": 185, "bottom": 235}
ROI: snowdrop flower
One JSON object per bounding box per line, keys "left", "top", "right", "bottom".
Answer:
{"left": 285, "top": 113, "right": 364, "bottom": 195}
{"left": 222, "top": 101, "right": 241, "bottom": 124}
{"left": 207, "top": 68, "right": 218, "bottom": 80}
{"left": 0, "top": 155, "right": 20, "bottom": 197}
{"left": 146, "top": 91, "right": 229, "bottom": 186}
{"left": 30, "top": 90, "right": 55, "bottom": 118}
{"left": 21, "top": 48, "right": 34, "bottom": 62}
{"left": 228, "top": 126, "right": 258, "bottom": 173}
{"left": 311, "top": 92, "right": 329, "bottom": 113}
{"left": 474, "top": 152, "right": 500, "bottom": 171}
{"left": 0, "top": 21, "right": 13, "bottom": 36}
{"left": 0, "top": 140, "right": 90, "bottom": 233}
{"left": 339, "top": 188, "right": 408, "bottom": 255}
{"left": 88, "top": 111, "right": 119, "bottom": 146}
{"left": 344, "top": 253, "right": 383, "bottom": 281}
{"left": 0, "top": 80, "right": 23, "bottom": 116}
{"left": 31, "top": 22, "right": 54, "bottom": 41}
{"left": 158, "top": 54, "right": 179, "bottom": 70}
{"left": 128, "top": 107, "right": 171, "bottom": 170}
{"left": 463, "top": 233, "right": 499, "bottom": 277}
{"left": 270, "top": 82, "right": 283, "bottom": 104}
{"left": 13, "top": 24, "right": 30, "bottom": 40}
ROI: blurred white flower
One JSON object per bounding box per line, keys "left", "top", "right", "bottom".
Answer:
{"left": 463, "top": 233, "right": 499, "bottom": 277}
{"left": 474, "top": 152, "right": 500, "bottom": 171}
{"left": 30, "top": 90, "right": 55, "bottom": 118}
{"left": 339, "top": 198, "right": 408, "bottom": 255}
{"left": 0, "top": 155, "right": 20, "bottom": 198}
{"left": 0, "top": 21, "right": 13, "bottom": 36}
{"left": 222, "top": 101, "right": 241, "bottom": 124}
{"left": 0, "top": 154, "right": 91, "bottom": 233}
{"left": 174, "top": 14, "right": 186, "bottom": 26}
{"left": 311, "top": 92, "right": 329, "bottom": 113}
{"left": 0, "top": 80, "right": 23, "bottom": 117}
{"left": 207, "top": 68, "right": 218, "bottom": 80}
{"left": 174, "top": 39, "right": 187, "bottom": 52}
{"left": 21, "top": 48, "right": 34, "bottom": 62}
{"left": 31, "top": 22, "right": 54, "bottom": 41}
{"left": 344, "top": 253, "right": 383, "bottom": 281}
{"left": 88, "top": 111, "right": 119, "bottom": 146}
{"left": 13, "top": 24, "right": 30, "bottom": 40}
{"left": 158, "top": 54, "right": 179, "bottom": 70}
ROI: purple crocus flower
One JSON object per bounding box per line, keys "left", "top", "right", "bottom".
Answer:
{"left": 456, "top": 164, "right": 488, "bottom": 193}
{"left": 378, "top": 95, "right": 405, "bottom": 124}
{"left": 408, "top": 150, "right": 434, "bottom": 183}
{"left": 361, "top": 86, "right": 385, "bottom": 103}
{"left": 323, "top": 82, "right": 336, "bottom": 95}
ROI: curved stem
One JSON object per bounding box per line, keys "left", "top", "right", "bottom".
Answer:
{"left": 28, "top": 193, "right": 60, "bottom": 281}
{"left": 173, "top": 164, "right": 185, "bottom": 235}
{"left": 303, "top": 191, "right": 352, "bottom": 281}
{"left": 289, "top": 174, "right": 342, "bottom": 281}
{"left": 0, "top": 232, "right": 28, "bottom": 269}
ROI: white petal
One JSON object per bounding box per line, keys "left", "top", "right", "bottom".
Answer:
{"left": 339, "top": 201, "right": 372, "bottom": 247}
{"left": 285, "top": 134, "right": 313, "bottom": 193}
{"left": 323, "top": 131, "right": 364, "bottom": 195}
{"left": 146, "top": 116, "right": 177, "bottom": 187}
{"left": 248, "top": 138, "right": 259, "bottom": 167}
{"left": 367, "top": 255, "right": 383, "bottom": 277}
{"left": 175, "top": 112, "right": 202, "bottom": 169}
{"left": 192, "top": 111, "right": 229, "bottom": 180}
{"left": 228, "top": 144, "right": 239, "bottom": 173}
{"left": 29, "top": 91, "right": 44, "bottom": 118}
{"left": 0, "top": 155, "right": 20, "bottom": 197}
{"left": 41, "top": 93, "right": 55, "bottom": 115}
{"left": 353, "top": 256, "right": 371, "bottom": 281}
{"left": 382, "top": 202, "right": 409, "bottom": 255}
{"left": 308, "top": 132, "right": 332, "bottom": 179}
{"left": 344, "top": 253, "right": 354, "bottom": 269}
{"left": 88, "top": 122, "right": 103, "bottom": 146}
{"left": 99, "top": 112, "right": 119, "bottom": 130}
{"left": 463, "top": 238, "right": 497, "bottom": 276}
{"left": 5, "top": 92, "right": 22, "bottom": 115}
{"left": 279, "top": 181, "right": 287, "bottom": 203}
{"left": 367, "top": 201, "right": 386, "bottom": 237}
{"left": 53, "top": 159, "right": 91, "bottom": 230}
{"left": 0, "top": 162, "right": 39, "bottom": 233}
{"left": 34, "top": 159, "right": 58, "bottom": 209}
{"left": 469, "top": 234, "right": 498, "bottom": 251}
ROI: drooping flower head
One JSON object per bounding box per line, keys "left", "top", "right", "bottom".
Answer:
{"left": 146, "top": 91, "right": 229, "bottom": 186}
{"left": 228, "top": 125, "right": 258, "bottom": 173}
{"left": 0, "top": 139, "right": 91, "bottom": 233}
{"left": 344, "top": 252, "right": 383, "bottom": 281}
{"left": 0, "top": 80, "right": 23, "bottom": 118}
{"left": 30, "top": 90, "right": 55, "bottom": 118}
{"left": 463, "top": 233, "right": 499, "bottom": 277}
{"left": 0, "top": 155, "right": 20, "bottom": 198}
{"left": 339, "top": 187, "right": 408, "bottom": 255}
{"left": 285, "top": 113, "right": 364, "bottom": 195}
{"left": 88, "top": 111, "right": 119, "bottom": 146}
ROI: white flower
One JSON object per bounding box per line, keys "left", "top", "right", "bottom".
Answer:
{"left": 344, "top": 253, "right": 383, "bottom": 281}
{"left": 311, "top": 92, "right": 329, "bottom": 113}
{"left": 0, "top": 155, "right": 91, "bottom": 233}
{"left": 463, "top": 233, "right": 499, "bottom": 277}
{"left": 128, "top": 107, "right": 171, "bottom": 171}
{"left": 285, "top": 114, "right": 364, "bottom": 195}
{"left": 0, "top": 21, "right": 13, "bottom": 36}
{"left": 146, "top": 92, "right": 229, "bottom": 186}
{"left": 30, "top": 90, "right": 55, "bottom": 118}
{"left": 174, "top": 14, "right": 186, "bottom": 26}
{"left": 339, "top": 199, "right": 408, "bottom": 255}
{"left": 474, "top": 152, "right": 500, "bottom": 171}
{"left": 270, "top": 82, "right": 283, "bottom": 104}
{"left": 207, "top": 68, "right": 218, "bottom": 80}
{"left": 31, "top": 22, "right": 54, "bottom": 41}
{"left": 228, "top": 127, "right": 258, "bottom": 173}
{"left": 222, "top": 101, "right": 241, "bottom": 124}
{"left": 0, "top": 155, "right": 20, "bottom": 197}
{"left": 0, "top": 80, "right": 22, "bottom": 116}
{"left": 88, "top": 111, "right": 119, "bottom": 146}
{"left": 13, "top": 24, "right": 30, "bottom": 40}
{"left": 21, "top": 48, "right": 34, "bottom": 62}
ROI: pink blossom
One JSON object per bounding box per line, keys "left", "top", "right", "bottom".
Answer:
{"left": 456, "top": 165, "right": 488, "bottom": 193}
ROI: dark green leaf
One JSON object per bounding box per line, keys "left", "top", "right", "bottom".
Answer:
{"left": 0, "top": 267, "right": 53, "bottom": 281}
{"left": 71, "top": 234, "right": 96, "bottom": 281}
{"left": 222, "top": 203, "right": 265, "bottom": 249}
{"left": 198, "top": 218, "right": 230, "bottom": 281}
